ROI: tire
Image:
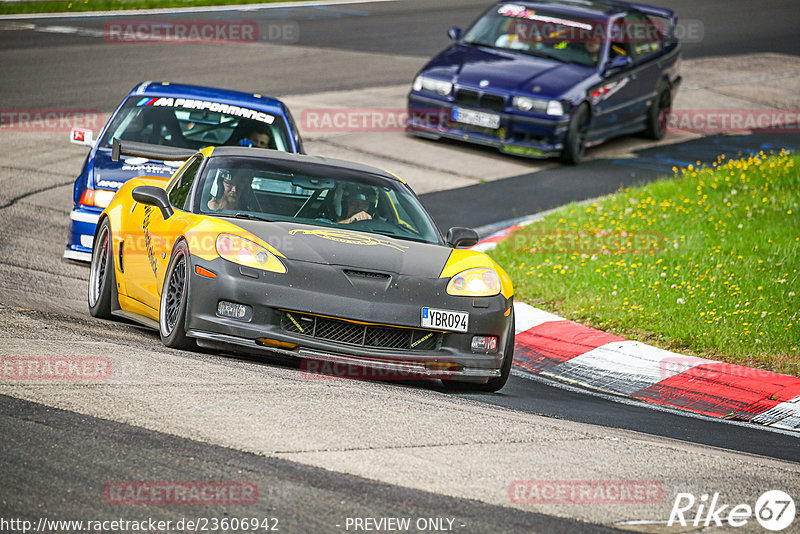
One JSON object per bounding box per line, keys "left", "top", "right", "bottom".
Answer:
{"left": 442, "top": 310, "right": 515, "bottom": 393}
{"left": 644, "top": 85, "right": 671, "bottom": 140}
{"left": 560, "top": 104, "right": 590, "bottom": 165}
{"left": 159, "top": 240, "right": 196, "bottom": 350}
{"left": 88, "top": 218, "right": 117, "bottom": 319}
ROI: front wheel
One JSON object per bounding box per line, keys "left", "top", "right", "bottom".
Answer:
{"left": 88, "top": 218, "right": 117, "bottom": 319}
{"left": 442, "top": 310, "right": 515, "bottom": 393}
{"left": 644, "top": 85, "right": 671, "bottom": 140}
{"left": 159, "top": 240, "right": 196, "bottom": 350}
{"left": 560, "top": 104, "right": 590, "bottom": 165}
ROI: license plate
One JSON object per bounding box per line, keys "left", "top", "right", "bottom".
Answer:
{"left": 421, "top": 307, "right": 469, "bottom": 333}
{"left": 452, "top": 107, "right": 501, "bottom": 129}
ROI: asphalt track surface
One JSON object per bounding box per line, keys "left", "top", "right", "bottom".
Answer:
{"left": 1, "top": 394, "right": 623, "bottom": 534}
{"left": 2, "top": 0, "right": 799, "bottom": 109}
{"left": 1, "top": 0, "right": 799, "bottom": 530}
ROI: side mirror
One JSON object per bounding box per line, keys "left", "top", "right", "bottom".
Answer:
{"left": 604, "top": 54, "right": 631, "bottom": 74}
{"left": 70, "top": 127, "right": 94, "bottom": 147}
{"left": 132, "top": 185, "right": 173, "bottom": 219}
{"left": 448, "top": 27, "right": 462, "bottom": 41}
{"left": 446, "top": 227, "right": 479, "bottom": 248}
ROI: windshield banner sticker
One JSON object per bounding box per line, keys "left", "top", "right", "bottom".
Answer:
{"left": 137, "top": 97, "right": 275, "bottom": 125}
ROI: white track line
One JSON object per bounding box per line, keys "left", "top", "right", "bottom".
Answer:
{"left": 0, "top": 0, "right": 398, "bottom": 20}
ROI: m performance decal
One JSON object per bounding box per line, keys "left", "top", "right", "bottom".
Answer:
{"left": 139, "top": 97, "right": 276, "bottom": 125}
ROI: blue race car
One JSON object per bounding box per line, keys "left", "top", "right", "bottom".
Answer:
{"left": 407, "top": 0, "right": 681, "bottom": 164}
{"left": 65, "top": 81, "right": 305, "bottom": 262}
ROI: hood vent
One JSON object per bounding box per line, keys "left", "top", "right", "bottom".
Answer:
{"left": 344, "top": 269, "right": 391, "bottom": 281}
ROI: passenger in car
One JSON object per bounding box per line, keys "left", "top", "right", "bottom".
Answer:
{"left": 240, "top": 130, "right": 272, "bottom": 149}
{"left": 206, "top": 170, "right": 258, "bottom": 211}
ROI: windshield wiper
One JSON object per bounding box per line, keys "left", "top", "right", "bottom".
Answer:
{"left": 464, "top": 40, "right": 502, "bottom": 51}
{"left": 369, "top": 230, "right": 429, "bottom": 244}
{"left": 213, "top": 212, "right": 274, "bottom": 223}
{"left": 518, "top": 49, "right": 577, "bottom": 65}
{"left": 234, "top": 212, "right": 273, "bottom": 222}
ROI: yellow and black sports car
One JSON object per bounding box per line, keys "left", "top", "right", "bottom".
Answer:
{"left": 89, "top": 140, "right": 515, "bottom": 391}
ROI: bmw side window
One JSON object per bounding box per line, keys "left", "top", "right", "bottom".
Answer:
{"left": 609, "top": 19, "right": 631, "bottom": 62}
{"left": 168, "top": 156, "right": 203, "bottom": 210}
{"left": 626, "top": 13, "right": 662, "bottom": 61}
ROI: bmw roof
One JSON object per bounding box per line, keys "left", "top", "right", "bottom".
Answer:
{"left": 492, "top": 0, "right": 667, "bottom": 21}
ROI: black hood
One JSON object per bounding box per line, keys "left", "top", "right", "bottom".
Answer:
{"left": 227, "top": 220, "right": 451, "bottom": 277}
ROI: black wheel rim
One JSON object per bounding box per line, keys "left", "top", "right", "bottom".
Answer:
{"left": 657, "top": 91, "right": 671, "bottom": 134}
{"left": 576, "top": 112, "right": 589, "bottom": 156}
{"left": 89, "top": 226, "right": 108, "bottom": 306}
{"left": 163, "top": 256, "right": 186, "bottom": 334}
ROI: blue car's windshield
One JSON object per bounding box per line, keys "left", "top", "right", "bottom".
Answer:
{"left": 463, "top": 4, "right": 606, "bottom": 67}
{"left": 197, "top": 156, "right": 443, "bottom": 245}
{"left": 99, "top": 97, "right": 292, "bottom": 152}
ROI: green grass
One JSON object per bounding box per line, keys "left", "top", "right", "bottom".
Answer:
{"left": 490, "top": 151, "right": 800, "bottom": 375}
{"left": 0, "top": 0, "right": 311, "bottom": 15}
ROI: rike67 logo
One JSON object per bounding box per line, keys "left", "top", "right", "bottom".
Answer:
{"left": 669, "top": 490, "right": 795, "bottom": 531}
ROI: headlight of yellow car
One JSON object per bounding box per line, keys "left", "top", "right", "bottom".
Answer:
{"left": 446, "top": 267, "right": 501, "bottom": 297}
{"left": 215, "top": 233, "right": 286, "bottom": 273}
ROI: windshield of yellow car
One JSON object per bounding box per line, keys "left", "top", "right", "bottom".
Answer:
{"left": 196, "top": 156, "right": 442, "bottom": 245}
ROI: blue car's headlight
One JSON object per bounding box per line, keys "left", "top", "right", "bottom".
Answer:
{"left": 513, "top": 96, "right": 565, "bottom": 116}
{"left": 413, "top": 76, "right": 453, "bottom": 96}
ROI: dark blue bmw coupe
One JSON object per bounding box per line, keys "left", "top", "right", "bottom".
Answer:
{"left": 407, "top": 0, "right": 681, "bottom": 164}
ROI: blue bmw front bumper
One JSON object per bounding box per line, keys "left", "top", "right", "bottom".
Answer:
{"left": 64, "top": 206, "right": 102, "bottom": 262}
{"left": 407, "top": 93, "right": 570, "bottom": 158}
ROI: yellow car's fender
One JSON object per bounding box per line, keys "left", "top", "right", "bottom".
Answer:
{"left": 439, "top": 248, "right": 514, "bottom": 300}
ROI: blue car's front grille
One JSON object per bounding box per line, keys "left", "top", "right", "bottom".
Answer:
{"left": 455, "top": 89, "right": 507, "bottom": 112}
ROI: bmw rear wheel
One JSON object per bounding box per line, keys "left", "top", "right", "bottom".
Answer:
{"left": 88, "top": 218, "right": 117, "bottom": 319}
{"left": 645, "top": 85, "right": 671, "bottom": 140}
{"left": 159, "top": 240, "right": 195, "bottom": 350}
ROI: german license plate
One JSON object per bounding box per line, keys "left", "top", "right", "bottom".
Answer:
{"left": 421, "top": 307, "right": 469, "bottom": 333}
{"left": 452, "top": 107, "right": 501, "bottom": 129}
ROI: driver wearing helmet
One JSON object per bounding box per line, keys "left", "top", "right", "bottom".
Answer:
{"left": 336, "top": 183, "right": 379, "bottom": 224}
{"left": 207, "top": 169, "right": 256, "bottom": 211}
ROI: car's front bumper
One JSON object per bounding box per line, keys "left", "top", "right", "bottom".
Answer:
{"left": 64, "top": 206, "right": 102, "bottom": 262}
{"left": 184, "top": 256, "right": 514, "bottom": 382}
{"left": 407, "top": 93, "right": 570, "bottom": 159}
